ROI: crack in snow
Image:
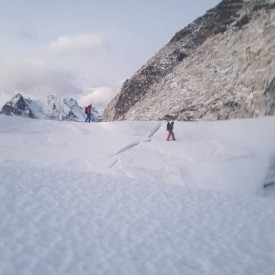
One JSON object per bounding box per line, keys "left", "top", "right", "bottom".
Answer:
{"left": 109, "top": 122, "right": 162, "bottom": 167}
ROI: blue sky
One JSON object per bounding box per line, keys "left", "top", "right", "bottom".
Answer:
{"left": 0, "top": 0, "right": 220, "bottom": 110}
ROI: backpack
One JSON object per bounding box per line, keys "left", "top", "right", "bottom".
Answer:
{"left": 85, "top": 106, "right": 89, "bottom": 114}
{"left": 167, "top": 122, "right": 171, "bottom": 131}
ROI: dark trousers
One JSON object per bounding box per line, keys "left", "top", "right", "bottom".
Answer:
{"left": 85, "top": 114, "right": 91, "bottom": 122}
{"left": 167, "top": 130, "right": 175, "bottom": 140}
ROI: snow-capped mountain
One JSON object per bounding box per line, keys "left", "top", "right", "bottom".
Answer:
{"left": 103, "top": 0, "right": 275, "bottom": 121}
{"left": 0, "top": 93, "right": 99, "bottom": 122}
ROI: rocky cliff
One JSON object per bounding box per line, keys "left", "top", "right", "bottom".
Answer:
{"left": 103, "top": 0, "right": 275, "bottom": 121}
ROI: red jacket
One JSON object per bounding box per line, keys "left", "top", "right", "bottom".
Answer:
{"left": 85, "top": 105, "right": 91, "bottom": 114}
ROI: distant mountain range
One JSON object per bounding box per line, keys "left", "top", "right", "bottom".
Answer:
{"left": 103, "top": 0, "right": 275, "bottom": 121}
{"left": 0, "top": 94, "right": 99, "bottom": 122}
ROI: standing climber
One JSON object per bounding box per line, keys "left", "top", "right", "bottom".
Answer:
{"left": 167, "top": 121, "right": 176, "bottom": 141}
{"left": 85, "top": 104, "right": 92, "bottom": 122}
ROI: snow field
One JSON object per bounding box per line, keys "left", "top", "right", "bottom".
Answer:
{"left": 1, "top": 162, "right": 275, "bottom": 275}
{"left": 1, "top": 115, "right": 275, "bottom": 274}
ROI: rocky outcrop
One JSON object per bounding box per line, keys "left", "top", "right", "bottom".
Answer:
{"left": 264, "top": 77, "right": 275, "bottom": 115}
{"left": 103, "top": 0, "right": 275, "bottom": 121}
{"left": 0, "top": 94, "right": 36, "bottom": 118}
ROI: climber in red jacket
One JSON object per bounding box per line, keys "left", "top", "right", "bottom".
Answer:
{"left": 85, "top": 104, "right": 92, "bottom": 122}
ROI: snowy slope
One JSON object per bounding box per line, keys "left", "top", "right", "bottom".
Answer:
{"left": 0, "top": 116, "right": 275, "bottom": 274}
{"left": 25, "top": 95, "right": 86, "bottom": 121}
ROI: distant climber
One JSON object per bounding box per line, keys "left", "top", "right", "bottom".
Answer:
{"left": 167, "top": 121, "right": 176, "bottom": 141}
{"left": 85, "top": 104, "right": 92, "bottom": 123}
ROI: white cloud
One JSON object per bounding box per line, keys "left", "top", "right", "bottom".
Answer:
{"left": 49, "top": 34, "right": 107, "bottom": 56}
{"left": 78, "top": 87, "right": 118, "bottom": 111}
{"left": 0, "top": 58, "right": 83, "bottom": 108}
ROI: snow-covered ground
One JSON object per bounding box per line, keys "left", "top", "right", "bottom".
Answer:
{"left": 0, "top": 115, "right": 275, "bottom": 275}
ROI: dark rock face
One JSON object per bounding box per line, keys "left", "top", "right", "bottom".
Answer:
{"left": 103, "top": 0, "right": 249, "bottom": 121}
{"left": 171, "top": 0, "right": 243, "bottom": 44}
{"left": 265, "top": 77, "right": 275, "bottom": 115}
{"left": 0, "top": 94, "right": 35, "bottom": 118}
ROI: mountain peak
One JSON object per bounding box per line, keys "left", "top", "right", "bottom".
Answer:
{"left": 13, "top": 93, "right": 24, "bottom": 102}
{"left": 0, "top": 93, "right": 35, "bottom": 118}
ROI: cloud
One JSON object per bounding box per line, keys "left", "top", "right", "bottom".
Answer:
{"left": 0, "top": 57, "right": 119, "bottom": 111}
{"left": 78, "top": 87, "right": 118, "bottom": 111}
{"left": 8, "top": 24, "right": 38, "bottom": 40}
{"left": 0, "top": 58, "right": 83, "bottom": 107}
{"left": 49, "top": 34, "right": 107, "bottom": 56}
{"left": 0, "top": 23, "right": 38, "bottom": 40}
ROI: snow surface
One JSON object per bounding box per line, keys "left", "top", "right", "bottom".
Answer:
{"left": 1, "top": 115, "right": 275, "bottom": 275}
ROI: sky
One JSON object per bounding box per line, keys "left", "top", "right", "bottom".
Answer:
{"left": 0, "top": 0, "right": 221, "bottom": 111}
{"left": 0, "top": 115, "right": 275, "bottom": 274}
